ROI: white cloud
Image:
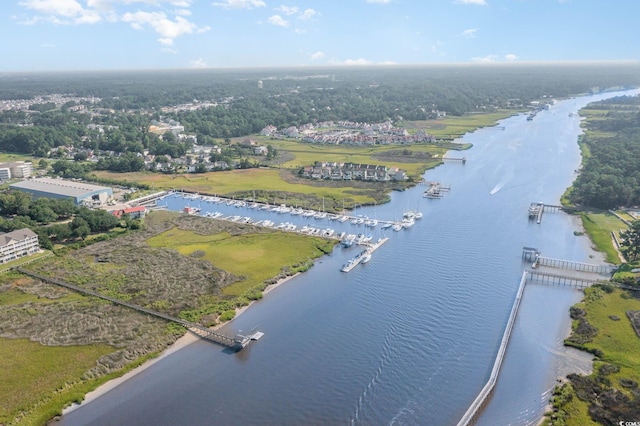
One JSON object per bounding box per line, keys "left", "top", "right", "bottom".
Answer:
{"left": 174, "top": 8, "right": 192, "bottom": 16}
{"left": 190, "top": 58, "right": 207, "bottom": 68}
{"left": 505, "top": 53, "right": 518, "bottom": 62}
{"left": 122, "top": 11, "right": 202, "bottom": 44}
{"left": 212, "top": 0, "right": 266, "bottom": 9}
{"left": 454, "top": 0, "right": 487, "bottom": 5}
{"left": 268, "top": 15, "right": 289, "bottom": 27}
{"left": 310, "top": 51, "right": 324, "bottom": 61}
{"left": 461, "top": 28, "right": 477, "bottom": 38}
{"left": 20, "top": 0, "right": 84, "bottom": 17}
{"left": 40, "top": 43, "right": 56, "bottom": 48}
{"left": 162, "top": 47, "right": 178, "bottom": 54}
{"left": 432, "top": 40, "right": 443, "bottom": 53}
{"left": 276, "top": 5, "right": 298, "bottom": 15}
{"left": 344, "top": 58, "right": 374, "bottom": 65}
{"left": 366, "top": 0, "right": 393, "bottom": 3}
{"left": 471, "top": 54, "right": 497, "bottom": 63}
{"left": 298, "top": 8, "right": 318, "bottom": 20}
{"left": 19, "top": 0, "right": 103, "bottom": 24}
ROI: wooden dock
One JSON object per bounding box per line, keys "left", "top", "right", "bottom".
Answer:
{"left": 528, "top": 202, "right": 564, "bottom": 224}
{"left": 16, "top": 268, "right": 255, "bottom": 351}
{"left": 340, "top": 237, "right": 389, "bottom": 272}
{"left": 442, "top": 156, "right": 467, "bottom": 164}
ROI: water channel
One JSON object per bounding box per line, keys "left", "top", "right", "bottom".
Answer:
{"left": 61, "top": 88, "right": 639, "bottom": 425}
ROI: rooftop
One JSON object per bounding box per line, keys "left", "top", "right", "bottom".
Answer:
{"left": 10, "top": 178, "right": 111, "bottom": 198}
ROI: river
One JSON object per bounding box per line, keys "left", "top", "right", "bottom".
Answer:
{"left": 61, "top": 89, "right": 639, "bottom": 426}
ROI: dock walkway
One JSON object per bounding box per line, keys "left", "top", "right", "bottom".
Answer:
{"left": 341, "top": 237, "right": 389, "bottom": 272}
{"left": 16, "top": 268, "right": 254, "bottom": 351}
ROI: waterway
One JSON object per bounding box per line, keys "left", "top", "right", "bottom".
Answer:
{"left": 62, "top": 89, "right": 639, "bottom": 425}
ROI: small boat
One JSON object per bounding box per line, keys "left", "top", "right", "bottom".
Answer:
{"left": 360, "top": 253, "right": 372, "bottom": 264}
{"left": 381, "top": 222, "right": 393, "bottom": 229}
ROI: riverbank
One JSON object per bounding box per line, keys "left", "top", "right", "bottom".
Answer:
{"left": 62, "top": 271, "right": 303, "bottom": 415}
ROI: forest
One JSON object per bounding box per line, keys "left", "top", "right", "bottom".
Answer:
{"left": 568, "top": 95, "right": 640, "bottom": 209}
{"left": 1, "top": 64, "right": 640, "bottom": 154}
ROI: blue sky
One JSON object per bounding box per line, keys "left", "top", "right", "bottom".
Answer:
{"left": 3, "top": 0, "right": 639, "bottom": 72}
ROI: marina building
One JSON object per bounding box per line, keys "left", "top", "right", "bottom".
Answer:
{"left": 10, "top": 177, "right": 113, "bottom": 206}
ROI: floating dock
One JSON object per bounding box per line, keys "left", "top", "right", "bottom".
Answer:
{"left": 341, "top": 237, "right": 389, "bottom": 272}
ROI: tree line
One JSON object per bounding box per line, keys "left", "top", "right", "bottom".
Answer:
{"left": 569, "top": 96, "right": 640, "bottom": 209}
{"left": 0, "top": 190, "right": 135, "bottom": 250}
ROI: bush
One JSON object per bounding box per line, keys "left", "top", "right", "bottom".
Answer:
{"left": 219, "top": 310, "right": 235, "bottom": 322}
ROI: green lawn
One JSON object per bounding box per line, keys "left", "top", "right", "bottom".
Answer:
{"left": 147, "top": 227, "right": 334, "bottom": 295}
{"left": 580, "top": 212, "right": 627, "bottom": 264}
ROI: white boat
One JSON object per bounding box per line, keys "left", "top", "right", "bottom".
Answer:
{"left": 322, "top": 228, "right": 334, "bottom": 237}
{"left": 360, "top": 252, "right": 372, "bottom": 264}
{"left": 402, "top": 218, "right": 415, "bottom": 228}
{"left": 381, "top": 222, "right": 393, "bottom": 229}
{"left": 392, "top": 223, "right": 403, "bottom": 231}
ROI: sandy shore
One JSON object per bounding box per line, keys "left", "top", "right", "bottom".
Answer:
{"left": 63, "top": 272, "right": 301, "bottom": 415}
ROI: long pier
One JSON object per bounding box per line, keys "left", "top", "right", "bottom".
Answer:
{"left": 15, "top": 268, "right": 252, "bottom": 351}
{"left": 536, "top": 256, "right": 617, "bottom": 275}
{"left": 458, "top": 248, "right": 617, "bottom": 425}
{"left": 457, "top": 271, "right": 528, "bottom": 426}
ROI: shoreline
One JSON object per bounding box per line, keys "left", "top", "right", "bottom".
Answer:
{"left": 62, "top": 271, "right": 302, "bottom": 415}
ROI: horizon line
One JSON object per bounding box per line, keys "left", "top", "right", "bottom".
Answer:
{"left": 1, "top": 60, "right": 639, "bottom": 75}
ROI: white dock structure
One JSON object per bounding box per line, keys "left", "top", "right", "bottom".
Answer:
{"left": 341, "top": 237, "right": 389, "bottom": 272}
{"left": 456, "top": 271, "right": 528, "bottom": 426}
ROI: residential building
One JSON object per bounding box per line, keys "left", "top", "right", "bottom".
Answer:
{"left": 0, "top": 228, "right": 39, "bottom": 264}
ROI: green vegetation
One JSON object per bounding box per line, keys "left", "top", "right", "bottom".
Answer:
{"left": 91, "top": 168, "right": 394, "bottom": 211}
{"left": 401, "top": 110, "right": 517, "bottom": 139}
{"left": 147, "top": 226, "right": 333, "bottom": 296}
{"left": 0, "top": 338, "right": 114, "bottom": 424}
{"left": 579, "top": 212, "right": 627, "bottom": 264}
{"left": 550, "top": 287, "right": 640, "bottom": 425}
{"left": 0, "top": 211, "right": 332, "bottom": 424}
{"left": 569, "top": 96, "right": 640, "bottom": 209}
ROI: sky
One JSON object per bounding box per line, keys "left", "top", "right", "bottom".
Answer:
{"left": 2, "top": 0, "right": 639, "bottom": 72}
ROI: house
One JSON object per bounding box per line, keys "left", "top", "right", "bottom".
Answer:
{"left": 253, "top": 146, "right": 268, "bottom": 155}
{"left": 111, "top": 206, "right": 146, "bottom": 219}
{"left": 0, "top": 228, "right": 39, "bottom": 264}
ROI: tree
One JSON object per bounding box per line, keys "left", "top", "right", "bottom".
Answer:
{"left": 621, "top": 220, "right": 640, "bottom": 261}
{"left": 38, "top": 159, "right": 48, "bottom": 169}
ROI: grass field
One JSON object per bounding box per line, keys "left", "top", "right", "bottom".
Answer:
{"left": 147, "top": 227, "right": 333, "bottom": 296}
{"left": 0, "top": 336, "right": 114, "bottom": 424}
{"left": 91, "top": 168, "right": 385, "bottom": 209}
{"left": 555, "top": 287, "right": 640, "bottom": 425}
{"left": 0, "top": 153, "right": 34, "bottom": 163}
{"left": 265, "top": 139, "right": 451, "bottom": 175}
{"left": 402, "top": 110, "right": 518, "bottom": 139}
{"left": 580, "top": 211, "right": 627, "bottom": 264}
